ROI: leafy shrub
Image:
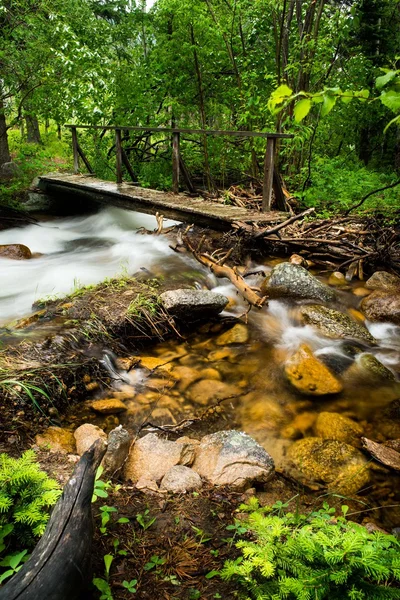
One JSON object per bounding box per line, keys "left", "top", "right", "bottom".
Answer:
{"left": 221, "top": 500, "right": 400, "bottom": 599}
{"left": 0, "top": 450, "right": 61, "bottom": 547}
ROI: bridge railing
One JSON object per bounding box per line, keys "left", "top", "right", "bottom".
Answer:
{"left": 65, "top": 124, "right": 293, "bottom": 212}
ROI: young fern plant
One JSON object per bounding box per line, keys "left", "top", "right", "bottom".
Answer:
{"left": 0, "top": 450, "right": 61, "bottom": 547}
{"left": 221, "top": 501, "right": 400, "bottom": 599}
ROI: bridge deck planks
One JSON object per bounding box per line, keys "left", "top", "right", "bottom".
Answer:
{"left": 39, "top": 173, "right": 287, "bottom": 230}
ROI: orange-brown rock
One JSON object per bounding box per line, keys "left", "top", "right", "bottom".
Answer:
{"left": 74, "top": 423, "right": 107, "bottom": 456}
{"left": 35, "top": 426, "right": 76, "bottom": 453}
{"left": 284, "top": 344, "right": 343, "bottom": 395}
{"left": 0, "top": 243, "right": 32, "bottom": 259}
{"left": 91, "top": 398, "right": 127, "bottom": 414}
{"left": 315, "top": 411, "right": 363, "bottom": 447}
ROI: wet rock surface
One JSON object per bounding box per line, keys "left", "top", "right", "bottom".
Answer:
{"left": 187, "top": 379, "right": 240, "bottom": 405}
{"left": 287, "top": 437, "right": 369, "bottom": 495}
{"left": 0, "top": 243, "right": 32, "bottom": 260}
{"left": 361, "top": 291, "right": 400, "bottom": 324}
{"left": 284, "top": 344, "right": 343, "bottom": 395}
{"left": 300, "top": 304, "right": 375, "bottom": 343}
{"left": 346, "top": 353, "right": 396, "bottom": 381}
{"left": 314, "top": 412, "right": 363, "bottom": 447}
{"left": 264, "top": 262, "right": 336, "bottom": 302}
{"left": 365, "top": 271, "right": 400, "bottom": 292}
{"left": 216, "top": 323, "right": 249, "bottom": 345}
{"left": 35, "top": 426, "right": 76, "bottom": 453}
{"left": 191, "top": 430, "right": 275, "bottom": 490}
{"left": 91, "top": 398, "right": 128, "bottom": 414}
{"left": 159, "top": 289, "right": 228, "bottom": 320}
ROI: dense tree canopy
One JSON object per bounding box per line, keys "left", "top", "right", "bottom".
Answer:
{"left": 1, "top": 0, "right": 399, "bottom": 208}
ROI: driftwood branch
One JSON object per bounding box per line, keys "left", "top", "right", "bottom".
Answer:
{"left": 0, "top": 439, "right": 107, "bottom": 600}
{"left": 345, "top": 179, "right": 400, "bottom": 215}
{"left": 253, "top": 207, "right": 315, "bottom": 239}
{"left": 182, "top": 235, "right": 267, "bottom": 308}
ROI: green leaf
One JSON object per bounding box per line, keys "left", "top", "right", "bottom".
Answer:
{"left": 384, "top": 114, "right": 400, "bottom": 133}
{"left": 294, "top": 98, "right": 311, "bottom": 122}
{"left": 376, "top": 70, "right": 398, "bottom": 89}
{"left": 117, "top": 517, "right": 130, "bottom": 524}
{"left": 205, "top": 570, "right": 220, "bottom": 579}
{"left": 0, "top": 569, "right": 15, "bottom": 584}
{"left": 321, "top": 94, "right": 337, "bottom": 116}
{"left": 380, "top": 89, "right": 400, "bottom": 112}
{"left": 103, "top": 554, "right": 113, "bottom": 576}
{"left": 341, "top": 91, "right": 354, "bottom": 104}
{"left": 273, "top": 84, "right": 293, "bottom": 99}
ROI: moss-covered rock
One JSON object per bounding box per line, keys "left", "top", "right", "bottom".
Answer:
{"left": 262, "top": 262, "right": 336, "bottom": 303}
{"left": 300, "top": 305, "right": 375, "bottom": 343}
{"left": 314, "top": 412, "right": 363, "bottom": 447}
{"left": 345, "top": 353, "right": 395, "bottom": 382}
{"left": 284, "top": 344, "right": 343, "bottom": 396}
{"left": 216, "top": 323, "right": 249, "bottom": 345}
{"left": 361, "top": 291, "right": 400, "bottom": 324}
{"left": 287, "top": 437, "right": 369, "bottom": 495}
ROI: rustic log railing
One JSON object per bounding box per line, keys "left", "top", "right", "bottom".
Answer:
{"left": 65, "top": 124, "right": 293, "bottom": 212}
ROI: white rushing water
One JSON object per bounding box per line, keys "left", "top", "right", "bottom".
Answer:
{"left": 0, "top": 207, "right": 187, "bottom": 325}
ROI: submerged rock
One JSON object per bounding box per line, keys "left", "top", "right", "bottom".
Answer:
{"left": 346, "top": 353, "right": 395, "bottom": 382}
{"left": 289, "top": 254, "right": 309, "bottom": 268}
{"left": 328, "top": 272, "right": 347, "bottom": 286}
{"left": 159, "top": 289, "right": 228, "bottom": 321}
{"left": 91, "top": 398, "right": 128, "bottom": 414}
{"left": 187, "top": 379, "right": 240, "bottom": 405}
{"left": 160, "top": 465, "right": 202, "bottom": 493}
{"left": 300, "top": 305, "right": 375, "bottom": 343}
{"left": 284, "top": 344, "right": 343, "bottom": 396}
{"left": 35, "top": 426, "right": 76, "bottom": 453}
{"left": 124, "top": 433, "right": 195, "bottom": 483}
{"left": 0, "top": 243, "right": 32, "bottom": 260}
{"left": 74, "top": 423, "right": 107, "bottom": 456}
{"left": 263, "top": 262, "right": 336, "bottom": 303}
{"left": 287, "top": 437, "right": 369, "bottom": 495}
{"left": 101, "top": 426, "right": 131, "bottom": 477}
{"left": 375, "top": 399, "right": 400, "bottom": 439}
{"left": 191, "top": 430, "right": 275, "bottom": 490}
{"left": 361, "top": 291, "right": 400, "bottom": 324}
{"left": 216, "top": 323, "right": 249, "bottom": 345}
{"left": 365, "top": 271, "right": 400, "bottom": 292}
{"left": 314, "top": 412, "right": 363, "bottom": 447}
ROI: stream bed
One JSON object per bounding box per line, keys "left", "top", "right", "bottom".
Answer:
{"left": 1, "top": 206, "right": 400, "bottom": 528}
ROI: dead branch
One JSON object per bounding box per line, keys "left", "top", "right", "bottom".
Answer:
{"left": 253, "top": 207, "right": 315, "bottom": 239}
{"left": 182, "top": 235, "right": 267, "bottom": 308}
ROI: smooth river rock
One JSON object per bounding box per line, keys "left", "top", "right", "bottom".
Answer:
{"left": 187, "top": 379, "right": 240, "bottom": 405}
{"left": 91, "top": 398, "right": 128, "bottom": 414}
{"left": 361, "top": 291, "right": 400, "bottom": 325}
{"left": 300, "top": 304, "right": 375, "bottom": 343}
{"left": 124, "top": 433, "right": 196, "bottom": 483}
{"left": 346, "top": 353, "right": 395, "bottom": 382}
{"left": 160, "top": 465, "right": 202, "bottom": 493}
{"left": 191, "top": 430, "right": 275, "bottom": 490}
{"left": 314, "top": 412, "right": 363, "bottom": 447}
{"left": 216, "top": 323, "right": 249, "bottom": 345}
{"left": 287, "top": 437, "right": 369, "bottom": 495}
{"left": 0, "top": 243, "right": 32, "bottom": 260}
{"left": 74, "top": 423, "right": 107, "bottom": 456}
{"left": 365, "top": 271, "right": 400, "bottom": 292}
{"left": 159, "top": 289, "right": 228, "bottom": 320}
{"left": 284, "top": 344, "right": 343, "bottom": 395}
{"left": 263, "top": 262, "right": 336, "bottom": 303}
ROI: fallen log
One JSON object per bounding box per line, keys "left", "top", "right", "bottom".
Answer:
{"left": 0, "top": 439, "right": 107, "bottom": 600}
{"left": 361, "top": 437, "right": 400, "bottom": 471}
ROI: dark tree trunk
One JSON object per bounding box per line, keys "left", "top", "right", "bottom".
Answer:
{"left": 0, "top": 98, "right": 11, "bottom": 166}
{"left": 57, "top": 123, "right": 62, "bottom": 140}
{"left": 26, "top": 114, "right": 42, "bottom": 144}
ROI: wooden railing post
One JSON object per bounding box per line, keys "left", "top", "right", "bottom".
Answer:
{"left": 71, "top": 126, "right": 79, "bottom": 174}
{"left": 172, "top": 131, "right": 180, "bottom": 194}
{"left": 115, "top": 128, "right": 122, "bottom": 184}
{"left": 262, "top": 137, "right": 276, "bottom": 212}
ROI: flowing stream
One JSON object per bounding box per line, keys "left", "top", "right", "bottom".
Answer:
{"left": 1, "top": 206, "right": 400, "bottom": 527}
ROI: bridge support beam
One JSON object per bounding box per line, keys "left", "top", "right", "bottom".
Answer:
{"left": 172, "top": 131, "right": 180, "bottom": 194}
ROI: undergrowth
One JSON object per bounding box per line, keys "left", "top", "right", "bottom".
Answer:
{"left": 221, "top": 498, "right": 400, "bottom": 599}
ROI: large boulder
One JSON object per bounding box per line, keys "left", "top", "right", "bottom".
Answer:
{"left": 361, "top": 291, "right": 400, "bottom": 324}
{"left": 0, "top": 244, "right": 32, "bottom": 260}
{"left": 263, "top": 262, "right": 336, "bottom": 303}
{"left": 365, "top": 271, "right": 400, "bottom": 292}
{"left": 74, "top": 423, "right": 107, "bottom": 456}
{"left": 314, "top": 412, "right": 363, "bottom": 447}
{"left": 191, "top": 430, "right": 275, "bottom": 490}
{"left": 284, "top": 344, "right": 343, "bottom": 396}
{"left": 0, "top": 161, "right": 19, "bottom": 181}
{"left": 287, "top": 437, "right": 369, "bottom": 495}
{"left": 160, "top": 465, "right": 202, "bottom": 493}
{"left": 300, "top": 305, "right": 375, "bottom": 343}
{"left": 159, "top": 289, "right": 228, "bottom": 321}
{"left": 123, "top": 433, "right": 196, "bottom": 483}
{"left": 101, "top": 426, "right": 131, "bottom": 477}
{"left": 35, "top": 426, "right": 76, "bottom": 453}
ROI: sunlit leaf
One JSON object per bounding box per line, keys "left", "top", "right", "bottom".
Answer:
{"left": 293, "top": 98, "right": 311, "bottom": 122}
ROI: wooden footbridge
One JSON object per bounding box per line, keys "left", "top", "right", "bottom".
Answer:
{"left": 39, "top": 125, "right": 293, "bottom": 230}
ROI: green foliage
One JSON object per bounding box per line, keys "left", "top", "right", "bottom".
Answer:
{"left": 299, "top": 157, "right": 400, "bottom": 216}
{"left": 0, "top": 450, "right": 61, "bottom": 546}
{"left": 136, "top": 509, "right": 156, "bottom": 531}
{"left": 221, "top": 501, "right": 400, "bottom": 599}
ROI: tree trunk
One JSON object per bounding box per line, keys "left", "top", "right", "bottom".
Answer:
{"left": 0, "top": 98, "right": 11, "bottom": 166}
{"left": 26, "top": 114, "right": 42, "bottom": 144}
